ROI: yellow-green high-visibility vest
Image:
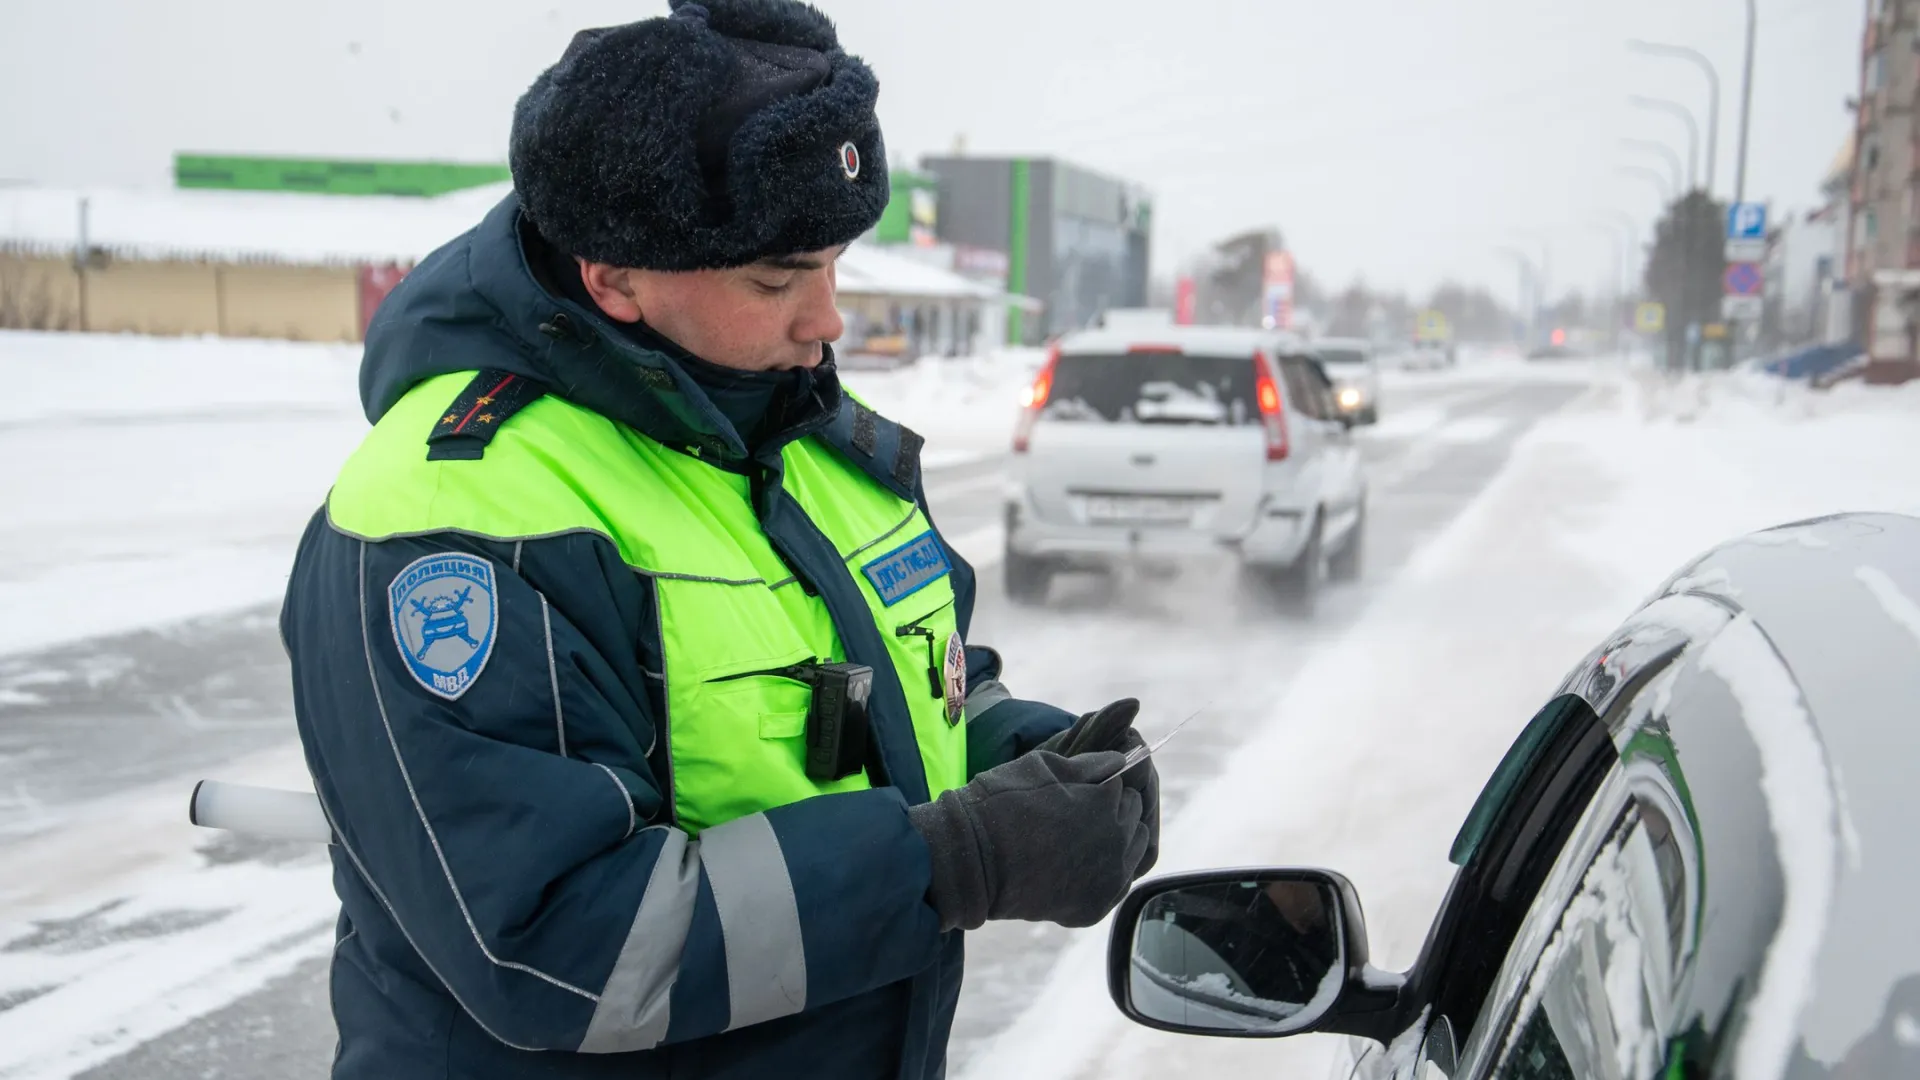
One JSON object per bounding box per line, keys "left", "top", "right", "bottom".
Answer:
{"left": 328, "top": 372, "right": 969, "bottom": 835}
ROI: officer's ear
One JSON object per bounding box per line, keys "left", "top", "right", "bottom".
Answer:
{"left": 579, "top": 260, "right": 645, "bottom": 324}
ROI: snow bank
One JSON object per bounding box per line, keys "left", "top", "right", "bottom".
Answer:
{"left": 0, "top": 331, "right": 1037, "bottom": 656}
{"left": 960, "top": 367, "right": 1920, "bottom": 1079}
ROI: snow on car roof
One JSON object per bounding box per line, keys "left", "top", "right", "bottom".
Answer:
{"left": 1059, "top": 325, "right": 1306, "bottom": 357}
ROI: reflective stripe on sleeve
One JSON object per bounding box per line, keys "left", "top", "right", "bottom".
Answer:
{"left": 577, "top": 829, "right": 701, "bottom": 1053}
{"left": 702, "top": 813, "right": 809, "bottom": 1030}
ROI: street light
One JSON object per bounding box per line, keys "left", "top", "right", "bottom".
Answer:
{"left": 1628, "top": 39, "right": 1721, "bottom": 196}
{"left": 1586, "top": 223, "right": 1628, "bottom": 348}
{"left": 1622, "top": 139, "right": 1686, "bottom": 200}
{"left": 1735, "top": 0, "right": 1757, "bottom": 203}
{"left": 1493, "top": 246, "right": 1538, "bottom": 345}
{"left": 1618, "top": 165, "right": 1674, "bottom": 206}
{"left": 1595, "top": 209, "right": 1643, "bottom": 295}
{"left": 1629, "top": 95, "right": 1701, "bottom": 191}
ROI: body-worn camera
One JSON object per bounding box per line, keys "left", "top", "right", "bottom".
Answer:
{"left": 804, "top": 662, "right": 873, "bottom": 782}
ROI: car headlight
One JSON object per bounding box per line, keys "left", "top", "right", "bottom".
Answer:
{"left": 1336, "top": 387, "right": 1363, "bottom": 409}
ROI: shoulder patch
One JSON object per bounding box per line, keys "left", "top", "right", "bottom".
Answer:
{"left": 861, "top": 530, "right": 951, "bottom": 607}
{"left": 387, "top": 553, "right": 499, "bottom": 699}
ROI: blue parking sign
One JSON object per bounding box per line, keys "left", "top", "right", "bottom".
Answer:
{"left": 1727, "top": 202, "right": 1767, "bottom": 241}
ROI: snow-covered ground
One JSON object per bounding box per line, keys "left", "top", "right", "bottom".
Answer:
{"left": 0, "top": 330, "right": 1036, "bottom": 657}
{"left": 5, "top": 331, "right": 1919, "bottom": 1078}
{"left": 959, "top": 365, "right": 1920, "bottom": 1080}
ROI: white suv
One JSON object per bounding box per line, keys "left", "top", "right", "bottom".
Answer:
{"left": 1003, "top": 326, "right": 1366, "bottom": 612}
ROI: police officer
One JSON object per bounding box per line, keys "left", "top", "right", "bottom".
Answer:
{"left": 279, "top": 2, "right": 1159, "bottom": 1077}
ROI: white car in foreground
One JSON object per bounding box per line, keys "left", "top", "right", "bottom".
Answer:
{"left": 1003, "top": 326, "right": 1366, "bottom": 613}
{"left": 1308, "top": 338, "right": 1382, "bottom": 425}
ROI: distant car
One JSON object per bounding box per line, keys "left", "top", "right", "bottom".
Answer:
{"left": 1005, "top": 326, "right": 1367, "bottom": 613}
{"left": 1309, "top": 338, "right": 1382, "bottom": 425}
{"left": 1401, "top": 341, "right": 1454, "bottom": 371}
{"left": 1104, "top": 512, "right": 1920, "bottom": 1079}
{"left": 1527, "top": 343, "right": 1579, "bottom": 361}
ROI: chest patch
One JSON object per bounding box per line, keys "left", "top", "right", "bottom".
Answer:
{"left": 861, "top": 530, "right": 952, "bottom": 607}
{"left": 388, "top": 553, "right": 498, "bottom": 700}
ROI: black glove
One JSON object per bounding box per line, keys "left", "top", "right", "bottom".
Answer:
{"left": 1040, "top": 699, "right": 1160, "bottom": 879}
{"left": 908, "top": 749, "right": 1151, "bottom": 932}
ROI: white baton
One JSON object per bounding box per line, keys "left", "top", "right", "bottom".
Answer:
{"left": 189, "top": 780, "right": 332, "bottom": 844}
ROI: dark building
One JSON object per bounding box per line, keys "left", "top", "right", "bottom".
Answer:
{"left": 921, "top": 155, "right": 1151, "bottom": 344}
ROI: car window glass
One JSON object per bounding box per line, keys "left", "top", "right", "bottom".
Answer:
{"left": 1486, "top": 802, "right": 1685, "bottom": 1080}
{"left": 1279, "top": 357, "right": 1331, "bottom": 421}
{"left": 1044, "top": 352, "right": 1257, "bottom": 427}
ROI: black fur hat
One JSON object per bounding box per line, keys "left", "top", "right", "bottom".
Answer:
{"left": 509, "top": 0, "right": 889, "bottom": 271}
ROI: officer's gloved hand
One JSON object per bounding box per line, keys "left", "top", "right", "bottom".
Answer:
{"left": 908, "top": 748, "right": 1151, "bottom": 932}
{"left": 1039, "top": 699, "right": 1160, "bottom": 879}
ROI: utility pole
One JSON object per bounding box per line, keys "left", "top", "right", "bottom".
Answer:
{"left": 1735, "top": 0, "right": 1757, "bottom": 203}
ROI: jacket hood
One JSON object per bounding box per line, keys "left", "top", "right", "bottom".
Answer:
{"left": 358, "top": 193, "right": 842, "bottom": 464}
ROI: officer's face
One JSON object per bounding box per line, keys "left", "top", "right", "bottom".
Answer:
{"left": 580, "top": 248, "right": 847, "bottom": 371}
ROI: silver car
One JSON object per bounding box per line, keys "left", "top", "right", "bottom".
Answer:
{"left": 1104, "top": 512, "right": 1920, "bottom": 1079}
{"left": 1311, "top": 338, "right": 1383, "bottom": 425}
{"left": 1003, "top": 326, "right": 1366, "bottom": 612}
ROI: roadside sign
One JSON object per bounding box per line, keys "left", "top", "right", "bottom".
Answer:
{"left": 1724, "top": 262, "right": 1763, "bottom": 297}
{"left": 1724, "top": 238, "right": 1767, "bottom": 263}
{"left": 1722, "top": 295, "right": 1763, "bottom": 321}
{"left": 1727, "top": 202, "right": 1767, "bottom": 241}
{"left": 1634, "top": 301, "right": 1666, "bottom": 333}
{"left": 1702, "top": 323, "right": 1729, "bottom": 340}
{"left": 1416, "top": 309, "right": 1451, "bottom": 342}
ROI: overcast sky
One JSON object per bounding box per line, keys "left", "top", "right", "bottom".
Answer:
{"left": 1, "top": 0, "right": 1862, "bottom": 305}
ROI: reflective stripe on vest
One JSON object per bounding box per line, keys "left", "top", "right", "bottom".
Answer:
{"left": 328, "top": 371, "right": 969, "bottom": 837}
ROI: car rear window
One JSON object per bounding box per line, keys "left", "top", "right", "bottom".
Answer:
{"left": 1044, "top": 352, "right": 1257, "bottom": 426}
{"left": 1316, "top": 348, "right": 1368, "bottom": 365}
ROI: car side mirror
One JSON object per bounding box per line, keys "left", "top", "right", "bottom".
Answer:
{"left": 1107, "top": 868, "right": 1406, "bottom": 1043}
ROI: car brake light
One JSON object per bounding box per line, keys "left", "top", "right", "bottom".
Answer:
{"left": 1254, "top": 353, "right": 1289, "bottom": 462}
{"left": 1013, "top": 345, "right": 1060, "bottom": 453}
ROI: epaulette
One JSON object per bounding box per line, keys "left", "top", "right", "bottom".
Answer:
{"left": 828, "top": 398, "right": 925, "bottom": 497}
{"left": 426, "top": 369, "right": 548, "bottom": 461}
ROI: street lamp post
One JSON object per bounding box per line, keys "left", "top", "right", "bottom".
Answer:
{"left": 1629, "top": 39, "right": 1722, "bottom": 196}
{"left": 1622, "top": 139, "right": 1686, "bottom": 200}
{"left": 1618, "top": 165, "right": 1674, "bottom": 206}
{"left": 1494, "top": 246, "right": 1538, "bottom": 347}
{"left": 1735, "top": 0, "right": 1757, "bottom": 203}
{"left": 1629, "top": 95, "right": 1701, "bottom": 191}
{"left": 1587, "top": 223, "right": 1627, "bottom": 349}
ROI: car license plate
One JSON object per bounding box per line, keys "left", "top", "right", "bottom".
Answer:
{"left": 1085, "top": 495, "right": 1191, "bottom": 524}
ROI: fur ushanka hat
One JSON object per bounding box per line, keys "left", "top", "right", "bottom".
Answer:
{"left": 509, "top": 0, "right": 889, "bottom": 271}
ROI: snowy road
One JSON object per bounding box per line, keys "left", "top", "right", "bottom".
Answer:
{"left": 0, "top": 371, "right": 1584, "bottom": 1079}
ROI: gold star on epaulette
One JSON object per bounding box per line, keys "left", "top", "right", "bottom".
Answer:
{"left": 475, "top": 412, "right": 496, "bottom": 424}
{"left": 475, "top": 396, "right": 495, "bottom": 406}
{"left": 441, "top": 414, "right": 459, "bottom": 425}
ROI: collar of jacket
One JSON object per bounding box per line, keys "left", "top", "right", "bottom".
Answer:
{"left": 361, "top": 193, "right": 843, "bottom": 470}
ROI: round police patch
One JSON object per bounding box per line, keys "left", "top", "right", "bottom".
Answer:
{"left": 942, "top": 631, "right": 966, "bottom": 726}
{"left": 388, "top": 553, "right": 498, "bottom": 701}
{"left": 840, "top": 141, "right": 861, "bottom": 181}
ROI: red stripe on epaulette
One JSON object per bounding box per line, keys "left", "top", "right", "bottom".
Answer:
{"left": 427, "top": 369, "right": 549, "bottom": 461}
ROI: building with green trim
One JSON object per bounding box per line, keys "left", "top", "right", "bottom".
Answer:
{"left": 174, "top": 154, "right": 510, "bottom": 198}
{"left": 917, "top": 156, "right": 1151, "bottom": 344}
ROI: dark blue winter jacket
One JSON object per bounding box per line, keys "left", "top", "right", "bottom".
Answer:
{"left": 279, "top": 196, "right": 1074, "bottom": 1079}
